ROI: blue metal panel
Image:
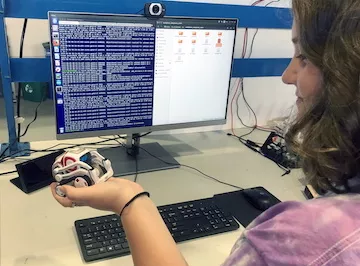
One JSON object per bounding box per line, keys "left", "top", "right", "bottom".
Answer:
{"left": 233, "top": 58, "right": 291, "bottom": 78}
{"left": 10, "top": 58, "right": 52, "bottom": 82}
{"left": 5, "top": 0, "right": 292, "bottom": 29}
{"left": 0, "top": 13, "right": 19, "bottom": 151}
{"left": 10, "top": 58, "right": 290, "bottom": 82}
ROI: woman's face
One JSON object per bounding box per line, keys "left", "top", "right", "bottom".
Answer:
{"left": 282, "top": 21, "right": 322, "bottom": 115}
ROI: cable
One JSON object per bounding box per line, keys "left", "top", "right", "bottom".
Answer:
{"left": 231, "top": 0, "right": 280, "bottom": 139}
{"left": 19, "top": 99, "right": 43, "bottom": 138}
{"left": 17, "top": 18, "right": 28, "bottom": 141}
{"left": 134, "top": 155, "right": 139, "bottom": 183}
{"left": 138, "top": 132, "right": 152, "bottom": 138}
{"left": 0, "top": 170, "right": 17, "bottom": 177}
{"left": 137, "top": 145, "right": 243, "bottom": 190}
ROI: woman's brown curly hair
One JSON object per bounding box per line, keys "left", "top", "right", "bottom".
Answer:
{"left": 286, "top": 0, "right": 360, "bottom": 193}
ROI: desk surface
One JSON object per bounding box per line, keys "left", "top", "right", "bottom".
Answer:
{"left": 0, "top": 130, "right": 305, "bottom": 266}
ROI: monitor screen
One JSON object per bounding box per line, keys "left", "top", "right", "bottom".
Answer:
{"left": 48, "top": 12, "right": 237, "bottom": 139}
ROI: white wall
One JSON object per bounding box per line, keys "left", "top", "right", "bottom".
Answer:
{"left": 4, "top": 0, "right": 296, "bottom": 138}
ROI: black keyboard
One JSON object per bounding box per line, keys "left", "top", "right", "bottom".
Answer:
{"left": 75, "top": 198, "right": 240, "bottom": 262}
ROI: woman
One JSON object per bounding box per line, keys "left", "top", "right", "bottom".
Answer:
{"left": 51, "top": 0, "right": 360, "bottom": 265}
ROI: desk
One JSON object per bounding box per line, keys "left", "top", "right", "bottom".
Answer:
{"left": 0, "top": 131, "right": 305, "bottom": 266}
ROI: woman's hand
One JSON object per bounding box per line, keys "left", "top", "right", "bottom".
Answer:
{"left": 50, "top": 178, "right": 144, "bottom": 214}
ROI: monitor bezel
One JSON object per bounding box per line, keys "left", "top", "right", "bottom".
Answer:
{"left": 48, "top": 11, "right": 238, "bottom": 140}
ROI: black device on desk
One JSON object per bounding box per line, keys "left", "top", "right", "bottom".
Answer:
{"left": 75, "top": 187, "right": 280, "bottom": 262}
{"left": 261, "top": 132, "right": 300, "bottom": 169}
{"left": 10, "top": 150, "right": 64, "bottom": 194}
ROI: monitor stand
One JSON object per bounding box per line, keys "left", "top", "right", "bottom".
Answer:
{"left": 98, "top": 134, "right": 180, "bottom": 177}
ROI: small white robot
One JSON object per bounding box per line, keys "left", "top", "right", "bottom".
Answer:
{"left": 52, "top": 148, "right": 114, "bottom": 197}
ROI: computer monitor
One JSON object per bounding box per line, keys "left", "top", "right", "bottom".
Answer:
{"left": 48, "top": 12, "right": 237, "bottom": 176}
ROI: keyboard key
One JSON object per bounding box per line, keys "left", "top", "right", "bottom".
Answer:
{"left": 115, "top": 244, "right": 122, "bottom": 250}
{"left": 180, "top": 230, "right": 190, "bottom": 236}
{"left": 115, "top": 228, "right": 121, "bottom": 232}
{"left": 94, "top": 232, "right": 100, "bottom": 237}
{"left": 102, "top": 241, "right": 110, "bottom": 246}
{"left": 111, "top": 217, "right": 118, "bottom": 222}
{"left": 99, "top": 247, "right": 106, "bottom": 253}
{"left": 111, "top": 222, "right": 118, "bottom": 228}
{"left": 86, "top": 249, "right": 99, "bottom": 256}
{"left": 111, "top": 234, "right": 117, "bottom": 239}
{"left": 84, "top": 238, "right": 95, "bottom": 245}
{"left": 100, "top": 230, "right": 106, "bottom": 235}
{"left": 80, "top": 228, "right": 88, "bottom": 234}
{"left": 95, "top": 226, "right": 101, "bottom": 231}
{"left": 121, "top": 243, "right": 129, "bottom": 249}
{"left": 225, "top": 223, "right": 231, "bottom": 227}
{"left": 96, "top": 236, "right": 104, "bottom": 242}
{"left": 107, "top": 246, "right": 115, "bottom": 252}
{"left": 108, "top": 229, "right": 115, "bottom": 234}
{"left": 110, "top": 239, "right": 117, "bottom": 245}
{"left": 90, "top": 221, "right": 96, "bottom": 225}
{"left": 78, "top": 222, "right": 86, "bottom": 227}
{"left": 117, "top": 238, "right": 125, "bottom": 244}
{"left": 85, "top": 243, "right": 102, "bottom": 250}
{"left": 217, "top": 223, "right": 225, "bottom": 229}
{"left": 104, "top": 235, "right": 111, "bottom": 240}
{"left": 97, "top": 220, "right": 103, "bottom": 224}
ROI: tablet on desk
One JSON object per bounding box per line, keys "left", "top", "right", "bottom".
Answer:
{"left": 10, "top": 150, "right": 64, "bottom": 194}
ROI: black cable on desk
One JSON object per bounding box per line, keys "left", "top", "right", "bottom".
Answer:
{"left": 0, "top": 170, "right": 17, "bottom": 176}
{"left": 137, "top": 145, "right": 243, "bottom": 190}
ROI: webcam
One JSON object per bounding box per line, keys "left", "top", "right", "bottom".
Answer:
{"left": 144, "top": 3, "right": 166, "bottom": 18}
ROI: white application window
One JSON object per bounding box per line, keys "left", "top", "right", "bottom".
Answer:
{"left": 152, "top": 21, "right": 236, "bottom": 126}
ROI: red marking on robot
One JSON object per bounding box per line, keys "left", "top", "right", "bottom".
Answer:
{"left": 62, "top": 156, "right": 77, "bottom": 172}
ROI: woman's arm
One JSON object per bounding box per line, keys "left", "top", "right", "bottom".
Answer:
{"left": 50, "top": 178, "right": 187, "bottom": 266}
{"left": 120, "top": 196, "right": 187, "bottom": 266}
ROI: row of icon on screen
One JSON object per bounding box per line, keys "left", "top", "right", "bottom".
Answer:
{"left": 178, "top": 31, "right": 223, "bottom": 36}
{"left": 52, "top": 17, "right": 63, "bottom": 87}
{"left": 177, "top": 38, "right": 223, "bottom": 47}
